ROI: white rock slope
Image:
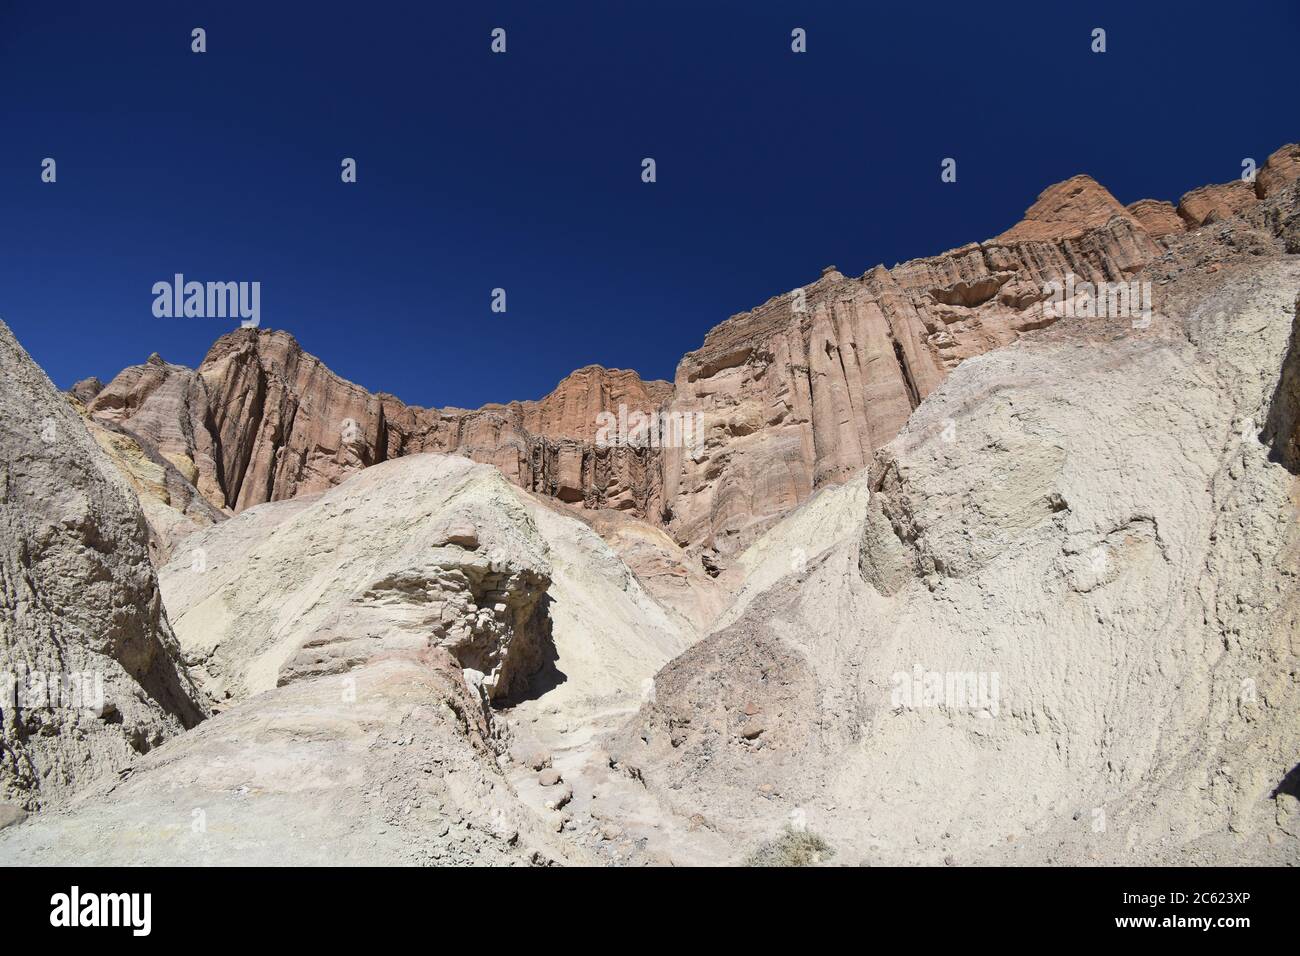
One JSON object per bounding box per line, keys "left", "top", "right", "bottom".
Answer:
{"left": 161, "top": 455, "right": 556, "bottom": 707}
{"left": 619, "top": 261, "right": 1300, "bottom": 866}
{"left": 0, "top": 449, "right": 691, "bottom": 863}
{"left": 0, "top": 320, "right": 206, "bottom": 816}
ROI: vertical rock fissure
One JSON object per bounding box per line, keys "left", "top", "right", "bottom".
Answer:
{"left": 892, "top": 340, "right": 921, "bottom": 411}
{"left": 224, "top": 361, "right": 268, "bottom": 509}
{"left": 203, "top": 400, "right": 229, "bottom": 507}
{"left": 263, "top": 398, "right": 299, "bottom": 504}
{"left": 375, "top": 404, "right": 390, "bottom": 464}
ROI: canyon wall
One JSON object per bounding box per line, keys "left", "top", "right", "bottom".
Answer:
{"left": 86, "top": 144, "right": 1300, "bottom": 558}
{"left": 618, "top": 256, "right": 1300, "bottom": 865}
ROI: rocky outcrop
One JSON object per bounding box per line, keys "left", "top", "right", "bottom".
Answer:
{"left": 5, "top": 145, "right": 1300, "bottom": 869}
{"left": 159, "top": 450, "right": 690, "bottom": 713}
{"left": 0, "top": 650, "right": 586, "bottom": 865}
{"left": 88, "top": 353, "right": 230, "bottom": 510}
{"left": 993, "top": 174, "right": 1142, "bottom": 242}
{"left": 160, "top": 454, "right": 557, "bottom": 706}
{"left": 0, "top": 438, "right": 691, "bottom": 865}
{"left": 1126, "top": 199, "right": 1185, "bottom": 238}
{"left": 68, "top": 376, "right": 104, "bottom": 405}
{"left": 89, "top": 338, "right": 672, "bottom": 519}
{"left": 655, "top": 180, "right": 1159, "bottom": 554}
{"left": 85, "top": 144, "right": 1300, "bottom": 566}
{"left": 618, "top": 259, "right": 1300, "bottom": 865}
{"left": 0, "top": 321, "right": 206, "bottom": 812}
{"left": 1263, "top": 292, "right": 1300, "bottom": 471}
{"left": 79, "top": 414, "right": 224, "bottom": 565}
{"left": 1178, "top": 180, "right": 1259, "bottom": 226}
{"left": 654, "top": 149, "right": 1300, "bottom": 556}
{"left": 1257, "top": 143, "right": 1300, "bottom": 199}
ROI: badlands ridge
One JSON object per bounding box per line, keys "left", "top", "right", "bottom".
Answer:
{"left": 1, "top": 144, "right": 1299, "bottom": 865}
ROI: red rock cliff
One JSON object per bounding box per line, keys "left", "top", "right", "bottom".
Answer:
{"left": 89, "top": 144, "right": 1300, "bottom": 555}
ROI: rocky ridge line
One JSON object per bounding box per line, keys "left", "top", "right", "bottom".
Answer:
{"left": 84, "top": 144, "right": 1300, "bottom": 562}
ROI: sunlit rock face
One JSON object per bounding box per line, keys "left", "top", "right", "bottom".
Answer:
{"left": 87, "top": 146, "right": 1300, "bottom": 564}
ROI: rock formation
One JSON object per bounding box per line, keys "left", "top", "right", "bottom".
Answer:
{"left": 0, "top": 321, "right": 206, "bottom": 814}
{"left": 656, "top": 147, "right": 1298, "bottom": 556}
{"left": 160, "top": 455, "right": 558, "bottom": 706}
{"left": 0, "top": 649, "right": 587, "bottom": 865}
{"left": 1257, "top": 143, "right": 1300, "bottom": 199}
{"left": 67, "top": 376, "right": 104, "bottom": 405}
{"left": 618, "top": 257, "right": 1300, "bottom": 865}
{"left": 88, "top": 340, "right": 672, "bottom": 518}
{"left": 3, "top": 144, "right": 1298, "bottom": 867}
{"left": 1126, "top": 199, "right": 1185, "bottom": 238}
{"left": 84, "top": 145, "right": 1300, "bottom": 568}
{"left": 154, "top": 450, "right": 691, "bottom": 719}
{"left": 74, "top": 406, "right": 224, "bottom": 565}
{"left": 0, "top": 451, "right": 691, "bottom": 864}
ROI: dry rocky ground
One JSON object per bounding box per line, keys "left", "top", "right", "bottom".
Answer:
{"left": 1, "top": 146, "right": 1298, "bottom": 865}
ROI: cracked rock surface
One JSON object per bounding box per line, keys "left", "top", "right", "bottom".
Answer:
{"left": 0, "top": 322, "right": 206, "bottom": 813}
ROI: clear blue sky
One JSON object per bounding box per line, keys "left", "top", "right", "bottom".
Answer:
{"left": 2, "top": 1, "right": 1297, "bottom": 408}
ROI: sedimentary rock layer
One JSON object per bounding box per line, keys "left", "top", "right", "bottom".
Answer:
{"left": 89, "top": 342, "right": 672, "bottom": 517}
{"left": 619, "top": 259, "right": 1300, "bottom": 865}
{"left": 86, "top": 144, "right": 1300, "bottom": 559}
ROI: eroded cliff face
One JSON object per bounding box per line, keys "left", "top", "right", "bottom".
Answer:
{"left": 86, "top": 144, "right": 1300, "bottom": 561}
{"left": 618, "top": 258, "right": 1300, "bottom": 866}
{"left": 89, "top": 340, "right": 672, "bottom": 518}
{"left": 658, "top": 146, "right": 1299, "bottom": 554}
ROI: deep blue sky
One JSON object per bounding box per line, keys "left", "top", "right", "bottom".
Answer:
{"left": 2, "top": 1, "right": 1297, "bottom": 408}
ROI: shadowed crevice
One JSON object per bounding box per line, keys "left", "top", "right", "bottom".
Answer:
{"left": 1262, "top": 293, "right": 1300, "bottom": 473}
